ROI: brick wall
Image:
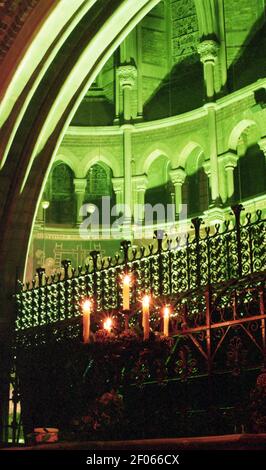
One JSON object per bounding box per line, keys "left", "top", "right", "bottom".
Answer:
{"left": 170, "top": 0, "right": 199, "bottom": 64}
{"left": 224, "top": 0, "right": 265, "bottom": 66}
{"left": 0, "top": 0, "right": 39, "bottom": 63}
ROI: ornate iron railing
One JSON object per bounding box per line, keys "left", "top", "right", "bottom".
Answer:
{"left": 11, "top": 204, "right": 266, "bottom": 445}
{"left": 15, "top": 204, "right": 265, "bottom": 334}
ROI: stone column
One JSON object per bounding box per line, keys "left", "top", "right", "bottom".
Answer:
{"left": 203, "top": 161, "right": 212, "bottom": 194}
{"left": 118, "top": 64, "right": 137, "bottom": 122}
{"left": 133, "top": 174, "right": 148, "bottom": 223}
{"left": 197, "top": 39, "right": 220, "bottom": 101}
{"left": 74, "top": 178, "right": 87, "bottom": 225}
{"left": 222, "top": 152, "right": 238, "bottom": 202}
{"left": 198, "top": 41, "right": 221, "bottom": 205}
{"left": 112, "top": 176, "right": 124, "bottom": 215}
{"left": 170, "top": 168, "right": 186, "bottom": 218}
{"left": 118, "top": 65, "right": 137, "bottom": 225}
{"left": 205, "top": 103, "right": 222, "bottom": 205}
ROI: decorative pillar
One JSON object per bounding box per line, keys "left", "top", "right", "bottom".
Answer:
{"left": 197, "top": 39, "right": 220, "bottom": 101}
{"left": 203, "top": 161, "right": 212, "bottom": 200}
{"left": 112, "top": 177, "right": 124, "bottom": 215}
{"left": 203, "top": 160, "right": 225, "bottom": 225}
{"left": 118, "top": 64, "right": 137, "bottom": 122}
{"left": 118, "top": 65, "right": 137, "bottom": 225}
{"left": 169, "top": 168, "right": 186, "bottom": 218}
{"left": 133, "top": 174, "right": 148, "bottom": 223}
{"left": 74, "top": 178, "right": 87, "bottom": 225}
{"left": 198, "top": 41, "right": 221, "bottom": 207}
{"left": 222, "top": 152, "right": 238, "bottom": 202}
{"left": 136, "top": 25, "right": 143, "bottom": 120}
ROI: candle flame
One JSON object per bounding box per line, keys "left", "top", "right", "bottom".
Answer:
{"left": 142, "top": 295, "right": 150, "bottom": 308}
{"left": 103, "top": 317, "right": 113, "bottom": 332}
{"left": 163, "top": 306, "right": 170, "bottom": 318}
{"left": 82, "top": 299, "right": 92, "bottom": 313}
{"left": 123, "top": 274, "right": 131, "bottom": 285}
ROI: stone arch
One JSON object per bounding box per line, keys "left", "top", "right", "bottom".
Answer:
{"left": 229, "top": 120, "right": 266, "bottom": 202}
{"left": 142, "top": 147, "right": 171, "bottom": 175}
{"left": 48, "top": 162, "right": 76, "bottom": 225}
{"left": 53, "top": 152, "right": 80, "bottom": 178}
{"left": 144, "top": 151, "right": 173, "bottom": 214}
{"left": 228, "top": 119, "right": 261, "bottom": 154}
{"left": 178, "top": 142, "right": 209, "bottom": 216}
{"left": 176, "top": 141, "right": 205, "bottom": 173}
{"left": 81, "top": 153, "right": 120, "bottom": 179}
{"left": 0, "top": 0, "right": 161, "bottom": 293}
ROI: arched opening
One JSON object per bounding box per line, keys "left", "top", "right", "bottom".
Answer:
{"left": 84, "top": 163, "right": 115, "bottom": 222}
{"left": 234, "top": 145, "right": 266, "bottom": 201}
{"left": 232, "top": 124, "right": 266, "bottom": 202}
{"left": 47, "top": 163, "right": 76, "bottom": 225}
{"left": 145, "top": 154, "right": 173, "bottom": 222}
{"left": 182, "top": 149, "right": 209, "bottom": 217}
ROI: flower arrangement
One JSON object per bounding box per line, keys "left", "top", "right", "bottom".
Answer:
{"left": 250, "top": 370, "right": 266, "bottom": 433}
{"left": 71, "top": 389, "right": 125, "bottom": 440}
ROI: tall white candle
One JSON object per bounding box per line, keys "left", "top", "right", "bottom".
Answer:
{"left": 163, "top": 306, "right": 170, "bottom": 337}
{"left": 122, "top": 274, "right": 130, "bottom": 310}
{"left": 142, "top": 295, "right": 150, "bottom": 340}
{"left": 82, "top": 299, "right": 92, "bottom": 344}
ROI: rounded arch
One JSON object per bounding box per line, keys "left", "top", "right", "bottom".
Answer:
{"left": 0, "top": 1, "right": 162, "bottom": 340}
{"left": 48, "top": 161, "right": 76, "bottom": 225}
{"left": 142, "top": 147, "right": 171, "bottom": 175}
{"left": 53, "top": 152, "right": 80, "bottom": 178}
{"left": 179, "top": 142, "right": 209, "bottom": 217}
{"left": 81, "top": 153, "right": 120, "bottom": 179}
{"left": 228, "top": 119, "right": 261, "bottom": 152}
{"left": 176, "top": 142, "right": 205, "bottom": 174}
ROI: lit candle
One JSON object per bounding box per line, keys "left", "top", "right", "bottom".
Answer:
{"left": 122, "top": 274, "right": 130, "bottom": 311}
{"left": 82, "top": 299, "right": 92, "bottom": 344}
{"left": 103, "top": 317, "right": 113, "bottom": 333}
{"left": 142, "top": 295, "right": 150, "bottom": 340}
{"left": 163, "top": 306, "right": 170, "bottom": 337}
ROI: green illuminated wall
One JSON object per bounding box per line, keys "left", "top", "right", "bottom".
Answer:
{"left": 27, "top": 0, "right": 266, "bottom": 280}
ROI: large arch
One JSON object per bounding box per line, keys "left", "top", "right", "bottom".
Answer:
{"left": 0, "top": 0, "right": 163, "bottom": 322}
{"left": 0, "top": 1, "right": 165, "bottom": 439}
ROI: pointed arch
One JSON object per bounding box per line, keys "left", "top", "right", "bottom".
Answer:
{"left": 175, "top": 141, "right": 205, "bottom": 174}
{"left": 228, "top": 119, "right": 261, "bottom": 152}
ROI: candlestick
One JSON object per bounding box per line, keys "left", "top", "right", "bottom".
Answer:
{"left": 163, "top": 306, "right": 170, "bottom": 337}
{"left": 122, "top": 274, "right": 131, "bottom": 311}
{"left": 82, "top": 299, "right": 92, "bottom": 344}
{"left": 142, "top": 295, "right": 150, "bottom": 340}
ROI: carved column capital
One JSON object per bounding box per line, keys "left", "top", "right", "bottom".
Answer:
{"left": 117, "top": 64, "right": 137, "bottom": 89}
{"left": 112, "top": 176, "right": 124, "bottom": 193}
{"left": 133, "top": 174, "right": 148, "bottom": 191}
{"left": 197, "top": 39, "right": 220, "bottom": 64}
{"left": 73, "top": 178, "right": 87, "bottom": 193}
{"left": 220, "top": 152, "right": 238, "bottom": 170}
{"left": 170, "top": 167, "right": 186, "bottom": 186}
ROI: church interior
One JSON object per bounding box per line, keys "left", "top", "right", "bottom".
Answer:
{"left": 0, "top": 0, "right": 265, "bottom": 451}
